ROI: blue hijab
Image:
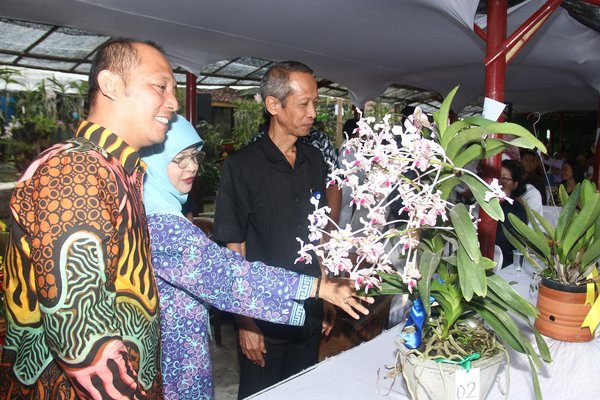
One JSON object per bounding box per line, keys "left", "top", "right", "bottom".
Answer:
{"left": 141, "top": 114, "right": 204, "bottom": 216}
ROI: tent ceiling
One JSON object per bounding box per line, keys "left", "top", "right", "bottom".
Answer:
{"left": 0, "top": 17, "right": 452, "bottom": 114}
{"left": 0, "top": 0, "right": 598, "bottom": 115}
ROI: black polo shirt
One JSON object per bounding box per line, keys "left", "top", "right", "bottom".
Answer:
{"left": 213, "top": 134, "right": 327, "bottom": 342}
{"left": 213, "top": 133, "right": 326, "bottom": 277}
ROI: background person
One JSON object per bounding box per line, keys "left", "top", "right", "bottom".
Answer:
{"left": 248, "top": 116, "right": 342, "bottom": 232}
{"left": 550, "top": 159, "right": 585, "bottom": 206}
{"left": 520, "top": 149, "right": 548, "bottom": 205}
{"left": 213, "top": 61, "right": 336, "bottom": 398}
{"left": 496, "top": 159, "right": 528, "bottom": 268}
{"left": 141, "top": 114, "right": 372, "bottom": 399}
{"left": 0, "top": 39, "right": 177, "bottom": 399}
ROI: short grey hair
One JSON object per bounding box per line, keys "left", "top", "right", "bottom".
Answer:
{"left": 260, "top": 61, "right": 314, "bottom": 107}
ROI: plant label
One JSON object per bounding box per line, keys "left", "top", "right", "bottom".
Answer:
{"left": 454, "top": 368, "right": 480, "bottom": 400}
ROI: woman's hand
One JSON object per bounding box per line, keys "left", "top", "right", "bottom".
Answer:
{"left": 317, "top": 277, "right": 374, "bottom": 319}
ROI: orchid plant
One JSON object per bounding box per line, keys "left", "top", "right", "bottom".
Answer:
{"left": 296, "top": 86, "right": 552, "bottom": 399}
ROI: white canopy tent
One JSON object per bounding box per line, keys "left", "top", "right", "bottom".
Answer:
{"left": 0, "top": 0, "right": 598, "bottom": 114}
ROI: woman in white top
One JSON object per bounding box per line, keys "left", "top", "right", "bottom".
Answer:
{"left": 520, "top": 183, "right": 543, "bottom": 217}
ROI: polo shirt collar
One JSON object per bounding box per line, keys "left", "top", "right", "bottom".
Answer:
{"left": 75, "top": 120, "right": 144, "bottom": 175}
{"left": 260, "top": 132, "right": 310, "bottom": 167}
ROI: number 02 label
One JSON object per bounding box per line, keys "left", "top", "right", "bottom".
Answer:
{"left": 454, "top": 368, "right": 480, "bottom": 400}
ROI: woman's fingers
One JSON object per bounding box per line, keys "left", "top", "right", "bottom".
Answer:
{"left": 320, "top": 277, "right": 376, "bottom": 319}
{"left": 342, "top": 295, "right": 373, "bottom": 319}
{"left": 356, "top": 294, "right": 375, "bottom": 304}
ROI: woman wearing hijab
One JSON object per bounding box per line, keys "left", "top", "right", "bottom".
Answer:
{"left": 141, "top": 114, "right": 372, "bottom": 399}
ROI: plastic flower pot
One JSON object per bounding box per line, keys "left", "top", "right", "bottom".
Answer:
{"left": 534, "top": 278, "right": 595, "bottom": 342}
{"left": 396, "top": 338, "right": 504, "bottom": 400}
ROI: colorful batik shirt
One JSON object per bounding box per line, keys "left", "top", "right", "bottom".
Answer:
{"left": 0, "top": 121, "right": 162, "bottom": 399}
{"left": 148, "top": 212, "right": 313, "bottom": 399}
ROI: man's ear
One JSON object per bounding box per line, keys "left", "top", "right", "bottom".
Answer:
{"left": 264, "top": 95, "right": 279, "bottom": 116}
{"left": 97, "top": 70, "right": 122, "bottom": 101}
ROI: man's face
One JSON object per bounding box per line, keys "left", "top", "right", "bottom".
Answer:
{"left": 272, "top": 72, "right": 318, "bottom": 138}
{"left": 118, "top": 43, "right": 178, "bottom": 150}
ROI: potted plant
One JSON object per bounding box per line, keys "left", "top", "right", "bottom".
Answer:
{"left": 504, "top": 179, "right": 600, "bottom": 342}
{"left": 296, "top": 86, "right": 551, "bottom": 399}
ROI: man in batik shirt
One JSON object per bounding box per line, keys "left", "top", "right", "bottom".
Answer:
{"left": 0, "top": 39, "right": 178, "bottom": 399}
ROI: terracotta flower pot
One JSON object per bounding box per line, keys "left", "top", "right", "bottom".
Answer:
{"left": 396, "top": 339, "right": 504, "bottom": 400}
{"left": 534, "top": 278, "right": 595, "bottom": 342}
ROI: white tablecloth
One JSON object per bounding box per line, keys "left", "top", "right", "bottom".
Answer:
{"left": 249, "top": 264, "right": 600, "bottom": 399}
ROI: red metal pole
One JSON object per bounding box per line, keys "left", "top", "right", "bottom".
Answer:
{"left": 473, "top": 24, "right": 487, "bottom": 42}
{"left": 185, "top": 72, "right": 198, "bottom": 126}
{"left": 479, "top": 0, "right": 507, "bottom": 260}
{"left": 593, "top": 96, "right": 600, "bottom": 188}
{"left": 484, "top": 0, "right": 563, "bottom": 66}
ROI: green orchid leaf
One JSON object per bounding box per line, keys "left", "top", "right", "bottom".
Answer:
{"left": 497, "top": 136, "right": 538, "bottom": 149}
{"left": 471, "top": 299, "right": 548, "bottom": 399}
{"left": 487, "top": 274, "right": 538, "bottom": 318}
{"left": 456, "top": 247, "right": 475, "bottom": 301}
{"left": 378, "top": 283, "right": 407, "bottom": 295}
{"left": 440, "top": 119, "right": 472, "bottom": 150}
{"left": 530, "top": 323, "right": 552, "bottom": 363}
{"left": 521, "top": 201, "right": 544, "bottom": 236}
{"left": 581, "top": 238, "right": 600, "bottom": 270}
{"left": 579, "top": 262, "right": 599, "bottom": 281}
{"left": 531, "top": 208, "right": 555, "bottom": 239}
{"left": 438, "top": 233, "right": 458, "bottom": 253}
{"left": 438, "top": 175, "right": 462, "bottom": 202}
{"left": 456, "top": 244, "right": 487, "bottom": 301}
{"left": 502, "top": 225, "right": 551, "bottom": 266}
{"left": 446, "top": 126, "right": 488, "bottom": 159}
{"left": 469, "top": 301, "right": 525, "bottom": 354}
{"left": 449, "top": 203, "right": 482, "bottom": 262}
{"left": 460, "top": 116, "right": 496, "bottom": 127}
{"left": 446, "top": 121, "right": 546, "bottom": 160}
{"left": 440, "top": 116, "right": 496, "bottom": 150}
{"left": 507, "top": 214, "right": 551, "bottom": 257}
{"left": 479, "top": 256, "right": 497, "bottom": 270}
{"left": 482, "top": 122, "right": 547, "bottom": 152}
{"left": 558, "top": 184, "right": 579, "bottom": 220}
{"left": 436, "top": 263, "right": 453, "bottom": 284}
{"left": 434, "top": 85, "right": 459, "bottom": 139}
{"left": 560, "top": 188, "right": 600, "bottom": 256}
{"left": 482, "top": 289, "right": 532, "bottom": 322}
{"left": 471, "top": 299, "right": 542, "bottom": 371}
{"left": 459, "top": 174, "right": 504, "bottom": 220}
{"left": 527, "top": 356, "right": 543, "bottom": 400}
{"left": 580, "top": 179, "right": 598, "bottom": 201}
{"left": 418, "top": 249, "right": 442, "bottom": 317}
{"left": 369, "top": 272, "right": 408, "bottom": 296}
{"left": 431, "top": 280, "right": 465, "bottom": 330}
{"left": 452, "top": 139, "right": 505, "bottom": 168}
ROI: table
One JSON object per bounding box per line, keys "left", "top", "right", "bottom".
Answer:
{"left": 249, "top": 264, "right": 600, "bottom": 399}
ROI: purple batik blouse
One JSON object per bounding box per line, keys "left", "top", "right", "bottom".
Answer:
{"left": 147, "top": 212, "right": 314, "bottom": 399}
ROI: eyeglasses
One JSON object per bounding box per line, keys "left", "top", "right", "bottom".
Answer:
{"left": 499, "top": 177, "right": 513, "bottom": 184}
{"left": 172, "top": 151, "right": 206, "bottom": 169}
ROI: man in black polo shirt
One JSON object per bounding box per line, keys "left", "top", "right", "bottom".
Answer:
{"left": 213, "top": 61, "right": 329, "bottom": 398}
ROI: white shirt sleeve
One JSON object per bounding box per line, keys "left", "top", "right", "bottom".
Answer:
{"left": 522, "top": 184, "right": 544, "bottom": 217}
